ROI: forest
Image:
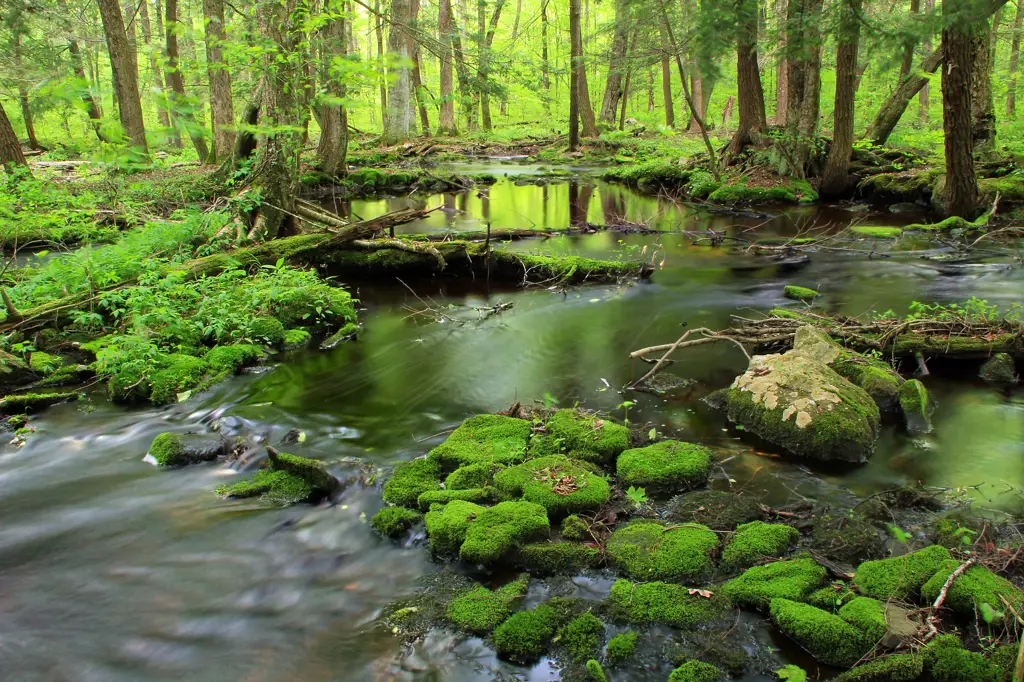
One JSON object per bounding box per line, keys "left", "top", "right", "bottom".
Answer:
{"left": 1, "top": 0, "right": 1024, "bottom": 681}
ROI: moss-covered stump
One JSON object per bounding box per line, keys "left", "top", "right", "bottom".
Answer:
{"left": 770, "top": 598, "right": 871, "bottom": 667}
{"left": 784, "top": 285, "right": 819, "bottom": 302}
{"left": 725, "top": 327, "right": 881, "bottom": 463}
{"left": 921, "top": 562, "right": 1024, "bottom": 619}
{"left": 615, "top": 441, "right": 712, "bottom": 493}
{"left": 853, "top": 545, "right": 950, "bottom": 601}
{"left": 666, "top": 490, "right": 762, "bottom": 530}
{"left": 857, "top": 168, "right": 940, "bottom": 203}
{"left": 529, "top": 408, "right": 630, "bottom": 464}
{"left": 606, "top": 522, "right": 718, "bottom": 582}
{"left": 515, "top": 542, "right": 600, "bottom": 574}
{"left": 979, "top": 353, "right": 1017, "bottom": 385}
{"left": 607, "top": 579, "right": 732, "bottom": 628}
{"left": 605, "top": 630, "right": 638, "bottom": 664}
{"left": 427, "top": 414, "right": 532, "bottom": 468}
{"left": 922, "top": 634, "right": 1002, "bottom": 682}
{"left": 722, "top": 557, "right": 828, "bottom": 609}
{"left": 899, "top": 379, "right": 932, "bottom": 434}
{"left": 494, "top": 455, "right": 610, "bottom": 517}
{"left": 382, "top": 458, "right": 441, "bottom": 507}
{"left": 0, "top": 390, "right": 81, "bottom": 414}
{"left": 832, "top": 653, "right": 924, "bottom": 682}
{"left": 720, "top": 521, "right": 799, "bottom": 570}
{"left": 146, "top": 432, "right": 224, "bottom": 466}
{"left": 446, "top": 574, "right": 529, "bottom": 634}
{"left": 809, "top": 512, "right": 885, "bottom": 565}
{"left": 667, "top": 660, "right": 724, "bottom": 682}
{"left": 424, "top": 499, "right": 550, "bottom": 563}
{"left": 216, "top": 451, "right": 337, "bottom": 506}
{"left": 370, "top": 507, "right": 423, "bottom": 538}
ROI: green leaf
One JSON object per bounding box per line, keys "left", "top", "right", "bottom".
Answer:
{"left": 775, "top": 665, "right": 807, "bottom": 682}
{"left": 648, "top": 427, "right": 657, "bottom": 441}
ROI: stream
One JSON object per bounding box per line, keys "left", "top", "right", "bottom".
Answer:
{"left": 1, "top": 164, "right": 1022, "bottom": 681}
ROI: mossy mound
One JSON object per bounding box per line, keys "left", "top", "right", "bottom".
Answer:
{"left": 979, "top": 353, "right": 1017, "bottom": 385}
{"left": 606, "top": 522, "right": 718, "bottom": 582}
{"left": 921, "top": 562, "right": 1024, "bottom": 619}
{"left": 831, "top": 352, "right": 905, "bottom": 412}
{"left": 833, "top": 653, "right": 923, "bottom": 682}
{"left": 607, "top": 579, "right": 731, "bottom": 628}
{"left": 922, "top": 634, "right": 1001, "bottom": 682}
{"left": 382, "top": 458, "right": 441, "bottom": 507}
{"left": 515, "top": 542, "right": 600, "bottom": 574}
{"left": 0, "top": 390, "right": 81, "bottom": 414}
{"left": 445, "top": 461, "right": 498, "bottom": 490}
{"left": 707, "top": 181, "right": 816, "bottom": 204}
{"left": 615, "top": 440, "right": 712, "bottom": 493}
{"left": 838, "top": 596, "right": 888, "bottom": 641}
{"left": 854, "top": 545, "right": 951, "bottom": 601}
{"left": 28, "top": 352, "right": 64, "bottom": 375}
{"left": 416, "top": 487, "right": 494, "bottom": 509}
{"left": 379, "top": 570, "right": 477, "bottom": 640}
{"left": 561, "top": 514, "right": 589, "bottom": 541}
{"left": 666, "top": 490, "right": 762, "bottom": 530}
{"left": 559, "top": 611, "right": 605, "bottom": 662}
{"left": 492, "top": 602, "right": 563, "bottom": 663}
{"left": 806, "top": 582, "right": 857, "bottom": 611}
{"left": 282, "top": 328, "right": 311, "bottom": 350}
{"left": 494, "top": 455, "right": 610, "bottom": 517}
{"left": 216, "top": 451, "right": 335, "bottom": 506}
{"left": 447, "top": 574, "right": 529, "bottom": 634}
{"left": 770, "top": 598, "right": 871, "bottom": 667}
{"left": 146, "top": 354, "right": 210, "bottom": 405}
{"left": 721, "top": 521, "right": 798, "bottom": 570}
{"left": 899, "top": 379, "right": 932, "bottom": 434}
{"left": 586, "top": 659, "right": 609, "bottom": 681}
{"left": 722, "top": 557, "right": 828, "bottom": 609}
{"left": 850, "top": 225, "right": 904, "bottom": 239}
{"left": 427, "top": 414, "right": 532, "bottom": 468}
{"left": 246, "top": 317, "right": 287, "bottom": 346}
{"left": 810, "top": 512, "right": 885, "bottom": 565}
{"left": 204, "top": 344, "right": 262, "bottom": 374}
{"left": 667, "top": 660, "right": 723, "bottom": 682}
{"left": 267, "top": 449, "right": 337, "bottom": 492}
{"left": 370, "top": 507, "right": 423, "bottom": 538}
{"left": 858, "top": 168, "right": 940, "bottom": 203}
{"left": 605, "top": 630, "right": 638, "bottom": 664}
{"left": 424, "top": 499, "right": 550, "bottom": 563}
{"left": 783, "top": 285, "right": 819, "bottom": 301}
{"left": 147, "top": 432, "right": 222, "bottom": 467}
{"left": 528, "top": 408, "right": 630, "bottom": 464}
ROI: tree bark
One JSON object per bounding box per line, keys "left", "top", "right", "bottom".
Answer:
{"left": 1008, "top": 0, "right": 1023, "bottom": 116}
{"left": 153, "top": 0, "right": 182, "bottom": 147}
{"left": 316, "top": 0, "right": 349, "bottom": 175}
{"left": 599, "top": 0, "right": 631, "bottom": 125}
{"left": 480, "top": 0, "right": 506, "bottom": 130}
{"left": 166, "top": 0, "right": 211, "bottom": 161}
{"left": 204, "top": 0, "right": 234, "bottom": 162}
{"left": 0, "top": 102, "right": 28, "bottom": 174}
{"left": 942, "top": 0, "right": 980, "bottom": 219}
{"left": 821, "top": 0, "right": 862, "bottom": 197}
{"left": 97, "top": 0, "right": 148, "bottom": 152}
{"left": 438, "top": 0, "right": 458, "bottom": 134}
{"left": 571, "top": 0, "right": 597, "bottom": 136}
{"left": 619, "top": 31, "right": 638, "bottom": 130}
{"left": 972, "top": 17, "right": 997, "bottom": 149}
{"left": 569, "top": 0, "right": 582, "bottom": 150}
{"left": 660, "top": 25, "right": 674, "bottom": 127}
{"left": 775, "top": 0, "right": 788, "bottom": 124}
{"left": 541, "top": 0, "right": 550, "bottom": 110}
{"left": 374, "top": 0, "right": 388, "bottom": 127}
{"left": 384, "top": 0, "right": 414, "bottom": 143}
{"left": 13, "top": 36, "right": 39, "bottom": 150}
{"left": 728, "top": 0, "right": 768, "bottom": 156}
{"left": 901, "top": 0, "right": 921, "bottom": 78}
{"left": 450, "top": 13, "right": 476, "bottom": 129}
{"left": 409, "top": 0, "right": 431, "bottom": 135}
{"left": 790, "top": 0, "right": 823, "bottom": 172}
{"left": 138, "top": 0, "right": 171, "bottom": 129}
{"left": 919, "top": 0, "right": 934, "bottom": 122}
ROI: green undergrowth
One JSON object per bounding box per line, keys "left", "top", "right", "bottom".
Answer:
{"left": 0, "top": 173, "right": 120, "bottom": 250}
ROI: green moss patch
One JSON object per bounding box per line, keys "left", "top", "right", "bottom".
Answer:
{"left": 492, "top": 603, "right": 561, "bottom": 663}
{"left": 559, "top": 612, "right": 605, "bottom": 662}
{"left": 722, "top": 557, "right": 828, "bottom": 609}
{"left": 217, "top": 469, "right": 313, "bottom": 506}
{"left": 838, "top": 596, "right": 888, "bottom": 641}
{"left": 854, "top": 545, "right": 950, "bottom": 601}
{"left": 148, "top": 354, "right": 209, "bottom": 405}
{"left": 282, "top": 328, "right": 311, "bottom": 350}
{"left": 515, "top": 542, "right": 600, "bottom": 574}
{"left": 416, "top": 487, "right": 493, "bottom": 509}
{"left": 784, "top": 285, "right": 819, "bottom": 301}
{"left": 528, "top": 408, "right": 630, "bottom": 464}
{"left": 607, "top": 579, "right": 731, "bottom": 628}
{"left": 606, "top": 522, "right": 718, "bottom": 582}
{"left": 850, "top": 225, "right": 904, "bottom": 238}
{"left": 721, "top": 521, "right": 798, "bottom": 570}
{"left": 668, "top": 661, "right": 723, "bottom": 682}
{"left": 979, "top": 353, "right": 1017, "bottom": 385}
{"left": 427, "top": 414, "right": 532, "bottom": 468}
{"left": 147, "top": 432, "right": 221, "bottom": 467}
{"left": 494, "top": 454, "right": 610, "bottom": 517}
{"left": 561, "top": 514, "right": 589, "bottom": 541}
{"left": 899, "top": 379, "right": 932, "bottom": 434}
{"left": 447, "top": 574, "right": 529, "bottom": 634}
{"left": 424, "top": 499, "right": 550, "bottom": 563}
{"left": 615, "top": 440, "right": 712, "bottom": 492}
{"left": 833, "top": 654, "right": 923, "bottom": 682}
{"left": 922, "top": 634, "right": 1001, "bottom": 682}
{"left": 382, "top": 458, "right": 441, "bottom": 507}
{"left": 770, "top": 598, "right": 871, "bottom": 667}
{"left": 605, "top": 630, "right": 637, "bottom": 663}
{"left": 370, "top": 507, "right": 423, "bottom": 538}
{"left": 832, "top": 352, "right": 904, "bottom": 411}
{"left": 444, "top": 462, "right": 497, "bottom": 490}
{"left": 0, "top": 391, "right": 81, "bottom": 414}
{"left": 921, "top": 562, "right": 1024, "bottom": 619}
{"left": 204, "top": 344, "right": 262, "bottom": 374}
{"left": 586, "top": 659, "right": 609, "bottom": 681}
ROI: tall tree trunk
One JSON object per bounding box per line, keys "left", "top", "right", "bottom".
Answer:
{"left": 972, "top": 17, "right": 997, "bottom": 149}
{"left": 0, "top": 102, "right": 28, "bottom": 173}
{"left": 409, "top": 0, "right": 431, "bottom": 134}
{"left": 572, "top": 0, "right": 597, "bottom": 136}
{"left": 67, "top": 37, "right": 110, "bottom": 141}
{"left": 541, "top": 0, "right": 550, "bottom": 110}
{"left": 165, "top": 0, "right": 210, "bottom": 160}
{"left": 139, "top": 0, "right": 171, "bottom": 129}
{"left": 569, "top": 0, "right": 582, "bottom": 150}
{"left": 619, "top": 31, "right": 638, "bottom": 130}
{"left": 97, "top": 0, "right": 148, "bottom": 152}
{"left": 728, "top": 0, "right": 768, "bottom": 156}
{"left": 901, "top": 0, "right": 921, "bottom": 78}
{"left": 204, "top": 0, "right": 234, "bottom": 162}
{"left": 438, "top": 0, "right": 458, "bottom": 134}
{"left": 1007, "top": 0, "right": 1023, "bottom": 116}
{"left": 793, "top": 0, "right": 823, "bottom": 172}
{"left": 919, "top": 0, "right": 934, "bottom": 122}
{"left": 942, "top": 0, "right": 980, "bottom": 219}
{"left": 14, "top": 36, "right": 39, "bottom": 150}
{"left": 316, "top": 0, "right": 348, "bottom": 175}
{"left": 480, "top": 0, "right": 506, "bottom": 131}
{"left": 374, "top": 0, "right": 388, "bottom": 126}
{"left": 153, "top": 0, "right": 182, "bottom": 147}
{"left": 660, "top": 25, "right": 674, "bottom": 127}
{"left": 775, "top": 0, "right": 788, "bottom": 124}
{"left": 511, "top": 0, "right": 522, "bottom": 39}
{"left": 450, "top": 13, "right": 476, "bottom": 129}
{"left": 384, "top": 0, "right": 414, "bottom": 143}
{"left": 599, "top": 0, "right": 630, "bottom": 125}
{"left": 821, "top": 0, "right": 862, "bottom": 197}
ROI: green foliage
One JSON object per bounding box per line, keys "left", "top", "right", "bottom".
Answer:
{"left": 624, "top": 486, "right": 648, "bottom": 507}
{"left": 775, "top": 665, "right": 807, "bottom": 682}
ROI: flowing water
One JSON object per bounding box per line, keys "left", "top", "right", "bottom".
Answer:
{"left": 2, "top": 165, "right": 1022, "bottom": 682}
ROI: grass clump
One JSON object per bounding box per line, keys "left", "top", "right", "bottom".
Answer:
{"left": 528, "top": 408, "right": 630, "bottom": 464}
{"left": 382, "top": 458, "right": 441, "bottom": 507}
{"left": 427, "top": 414, "right": 532, "bottom": 468}
{"left": 854, "top": 545, "right": 950, "bottom": 601}
{"left": 722, "top": 557, "right": 828, "bottom": 609}
{"left": 494, "top": 454, "right": 610, "bottom": 517}
{"left": 721, "top": 521, "right": 799, "bottom": 570}
{"left": 615, "top": 440, "right": 712, "bottom": 492}
{"left": 784, "top": 285, "right": 819, "bottom": 301}
{"left": 770, "top": 598, "right": 871, "bottom": 667}
{"left": 606, "top": 522, "right": 718, "bottom": 582}
{"left": 605, "top": 630, "right": 637, "bottom": 664}
{"left": 668, "top": 660, "right": 723, "bottom": 682}
{"left": 447, "top": 574, "right": 528, "bottom": 634}
{"left": 370, "top": 507, "right": 423, "bottom": 538}
{"left": 607, "top": 579, "right": 731, "bottom": 628}
{"left": 558, "top": 611, "right": 605, "bottom": 662}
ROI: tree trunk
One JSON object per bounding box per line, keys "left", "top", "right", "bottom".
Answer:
{"left": 97, "top": 0, "right": 148, "bottom": 152}
{"left": 541, "top": 0, "right": 550, "bottom": 110}
{"left": 450, "top": 14, "right": 476, "bottom": 129}
{"left": 138, "top": 0, "right": 171, "bottom": 129}
{"left": 789, "top": 0, "right": 823, "bottom": 172}
{"left": 660, "top": 25, "right": 674, "bottom": 127}
{"left": 901, "top": 0, "right": 921, "bottom": 78}
{"left": 480, "top": 0, "right": 507, "bottom": 131}
{"left": 374, "top": 0, "right": 388, "bottom": 126}
{"left": 13, "top": 36, "right": 39, "bottom": 150}
{"left": 409, "top": 0, "right": 431, "bottom": 135}
{"left": 316, "top": 0, "right": 349, "bottom": 175}
{"left": 728, "top": 0, "right": 768, "bottom": 156}
{"left": 775, "top": 0, "right": 788, "bottom": 124}
{"left": 572, "top": 0, "right": 597, "bottom": 136}
{"left": 165, "top": 0, "right": 210, "bottom": 160}
{"left": 1008, "top": 0, "right": 1023, "bottom": 116}
{"left": 972, "top": 17, "right": 997, "bottom": 150}
{"left": 67, "top": 36, "right": 110, "bottom": 142}
{"left": 569, "top": 0, "right": 581, "bottom": 150}
{"left": 438, "top": 0, "right": 458, "bottom": 134}
{"left": 0, "top": 102, "right": 28, "bottom": 174}
{"left": 384, "top": 0, "right": 414, "bottom": 143}
{"left": 204, "top": 0, "right": 234, "bottom": 162}
{"left": 599, "top": 0, "right": 630, "bottom": 125}
{"left": 821, "top": 0, "right": 862, "bottom": 197}
{"left": 619, "top": 31, "right": 639, "bottom": 130}
{"left": 153, "top": 0, "right": 182, "bottom": 147}
{"left": 919, "top": 0, "right": 934, "bottom": 122}
{"left": 942, "top": 0, "right": 980, "bottom": 219}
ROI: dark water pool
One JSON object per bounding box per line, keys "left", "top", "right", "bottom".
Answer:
{"left": 1, "top": 167, "right": 1022, "bottom": 681}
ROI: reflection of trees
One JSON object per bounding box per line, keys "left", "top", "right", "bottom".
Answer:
{"left": 443, "top": 193, "right": 457, "bottom": 229}
{"left": 601, "top": 187, "right": 626, "bottom": 224}
{"left": 568, "top": 180, "right": 595, "bottom": 226}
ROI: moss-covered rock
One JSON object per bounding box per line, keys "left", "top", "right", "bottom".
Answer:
{"left": 247, "top": 317, "right": 287, "bottom": 346}
{"left": 605, "top": 630, "right": 637, "bottom": 664}
{"left": 204, "top": 344, "right": 262, "bottom": 373}
{"left": 370, "top": 506, "right": 423, "bottom": 538}
{"left": 721, "top": 557, "right": 828, "bottom": 609}
{"left": 0, "top": 390, "right": 80, "bottom": 414}
{"left": 707, "top": 181, "right": 816, "bottom": 204}
{"left": 148, "top": 354, "right": 209, "bottom": 405}
{"left": 586, "top": 659, "right": 609, "bottom": 682}
{"left": 850, "top": 225, "right": 904, "bottom": 238}
{"left": 854, "top": 545, "right": 950, "bottom": 601}
{"left": 806, "top": 582, "right": 857, "bottom": 611}
{"left": 147, "top": 432, "right": 222, "bottom": 466}
{"left": 809, "top": 512, "right": 885, "bottom": 565}
{"left": 267, "top": 450, "right": 337, "bottom": 493}
{"left": 216, "top": 469, "right": 312, "bottom": 506}
{"left": 447, "top": 574, "right": 529, "bottom": 634}
{"left": 615, "top": 441, "right": 712, "bottom": 493}
{"left": 784, "top": 285, "right": 819, "bottom": 301}
{"left": 979, "top": 353, "right": 1017, "bottom": 385}
{"left": 832, "top": 653, "right": 924, "bottom": 682}
{"left": 427, "top": 414, "right": 532, "bottom": 468}
{"left": 899, "top": 379, "right": 932, "bottom": 434}
{"left": 28, "top": 351, "right": 63, "bottom": 375}
{"left": 922, "top": 634, "right": 1001, "bottom": 682}
{"left": 607, "top": 579, "right": 731, "bottom": 628}
{"left": 561, "top": 514, "right": 589, "bottom": 541}
{"left": 559, "top": 612, "right": 605, "bottom": 662}
{"left": 382, "top": 458, "right": 441, "bottom": 507}
{"left": 528, "top": 408, "right": 630, "bottom": 464}
{"left": 424, "top": 499, "right": 550, "bottom": 563}
{"left": 416, "top": 487, "right": 493, "bottom": 509}
{"left": 858, "top": 168, "right": 940, "bottom": 203}
{"left": 770, "top": 598, "right": 871, "bottom": 667}
{"left": 831, "top": 352, "right": 905, "bottom": 412}
{"left": 378, "top": 570, "right": 476, "bottom": 640}
{"left": 838, "top": 596, "right": 888, "bottom": 641}
{"left": 666, "top": 490, "right": 762, "bottom": 530}
{"left": 606, "top": 522, "right": 718, "bottom": 582}
{"left": 423, "top": 499, "right": 483, "bottom": 555}
{"left": 515, "top": 541, "right": 600, "bottom": 573}
{"left": 494, "top": 455, "right": 610, "bottom": 517}
{"left": 721, "top": 521, "right": 798, "bottom": 570}
{"left": 282, "top": 328, "right": 311, "bottom": 350}
{"left": 445, "top": 461, "right": 497, "bottom": 490}
{"left": 668, "top": 661, "right": 723, "bottom": 682}
{"left": 921, "top": 562, "right": 1024, "bottom": 619}
{"left": 492, "top": 603, "right": 561, "bottom": 663}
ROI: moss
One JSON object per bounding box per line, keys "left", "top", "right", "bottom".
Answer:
{"left": 770, "top": 598, "right": 870, "bottom": 667}
{"left": 559, "top": 612, "right": 605, "bottom": 662}
{"left": 810, "top": 512, "right": 885, "bottom": 565}
{"left": 979, "top": 353, "right": 1017, "bottom": 384}
{"left": 516, "top": 542, "right": 600, "bottom": 573}
{"left": 615, "top": 440, "right": 712, "bottom": 492}
{"left": 459, "top": 500, "right": 550, "bottom": 563}
{"left": 492, "top": 603, "right": 560, "bottom": 663}
{"left": 494, "top": 455, "right": 610, "bottom": 517}
{"left": 668, "top": 661, "right": 723, "bottom": 682}
{"left": 379, "top": 570, "right": 477, "bottom": 640}
{"left": 833, "top": 654, "right": 924, "bottom": 682}
{"left": 979, "top": 175, "right": 1024, "bottom": 202}
{"left": 850, "top": 225, "right": 904, "bottom": 238}
{"left": 247, "top": 317, "right": 286, "bottom": 346}
{"left": 707, "top": 183, "right": 799, "bottom": 203}
{"left": 854, "top": 544, "right": 950, "bottom": 601}
{"left": 806, "top": 582, "right": 856, "bottom": 611}
{"left": 607, "top": 579, "right": 731, "bottom": 628}
{"left": 427, "top": 414, "right": 532, "bottom": 468}
{"left": 0, "top": 391, "right": 80, "bottom": 413}
{"left": 721, "top": 557, "right": 828, "bottom": 609}
{"left": 606, "top": 522, "right": 718, "bottom": 582}
{"left": 904, "top": 212, "right": 990, "bottom": 232}
{"left": 858, "top": 168, "right": 940, "bottom": 201}
{"left": 721, "top": 521, "right": 798, "bottom": 570}
{"left": 528, "top": 408, "right": 630, "bottom": 464}
{"left": 605, "top": 630, "right": 637, "bottom": 664}
{"left": 899, "top": 378, "right": 932, "bottom": 434}
{"left": 416, "top": 487, "right": 493, "bottom": 509}
{"left": 783, "top": 285, "right": 819, "bottom": 301}
{"left": 666, "top": 490, "right": 762, "bottom": 530}
{"left": 282, "top": 328, "right": 311, "bottom": 350}
{"left": 507, "top": 253, "right": 651, "bottom": 284}
{"left": 447, "top": 574, "right": 528, "bottom": 634}
{"left": 921, "top": 562, "right": 1024, "bottom": 619}
{"left": 923, "top": 634, "right": 1000, "bottom": 682}
{"left": 585, "top": 659, "right": 609, "bottom": 682}
{"left": 204, "top": 344, "right": 262, "bottom": 373}
{"left": 382, "top": 458, "right": 441, "bottom": 507}
{"left": 148, "top": 354, "right": 209, "bottom": 405}
{"left": 561, "top": 514, "right": 589, "bottom": 541}
{"left": 444, "top": 462, "right": 496, "bottom": 490}
{"left": 370, "top": 507, "right": 423, "bottom": 538}
{"left": 28, "top": 352, "right": 63, "bottom": 375}
{"left": 933, "top": 515, "right": 981, "bottom": 549}
{"left": 832, "top": 353, "right": 904, "bottom": 410}
{"left": 602, "top": 160, "right": 691, "bottom": 187}
{"left": 216, "top": 469, "right": 313, "bottom": 506}
{"left": 148, "top": 432, "right": 219, "bottom": 467}
{"left": 423, "top": 499, "right": 483, "bottom": 555}
{"left": 268, "top": 450, "right": 336, "bottom": 493}
{"left": 838, "top": 596, "right": 887, "bottom": 641}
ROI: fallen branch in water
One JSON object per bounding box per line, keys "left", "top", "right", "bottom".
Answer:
{"left": 629, "top": 327, "right": 751, "bottom": 388}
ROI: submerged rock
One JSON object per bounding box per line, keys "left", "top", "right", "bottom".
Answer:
{"left": 666, "top": 490, "right": 762, "bottom": 530}
{"left": 979, "top": 353, "right": 1018, "bottom": 385}
{"left": 899, "top": 379, "right": 933, "bottom": 434}
{"left": 145, "top": 432, "right": 224, "bottom": 466}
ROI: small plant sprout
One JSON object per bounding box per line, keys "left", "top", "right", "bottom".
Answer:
{"left": 625, "top": 486, "right": 647, "bottom": 508}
